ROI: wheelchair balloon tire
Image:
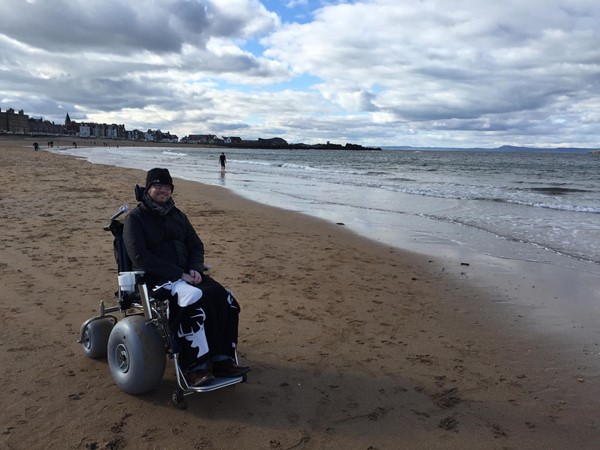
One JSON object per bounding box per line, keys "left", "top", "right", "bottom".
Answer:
{"left": 107, "top": 315, "right": 166, "bottom": 394}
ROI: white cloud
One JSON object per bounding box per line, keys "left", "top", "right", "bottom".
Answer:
{"left": 261, "top": 0, "right": 600, "bottom": 145}
{"left": 1, "top": 0, "right": 599, "bottom": 146}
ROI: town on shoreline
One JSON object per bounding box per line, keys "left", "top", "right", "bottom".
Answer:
{"left": 0, "top": 106, "right": 381, "bottom": 151}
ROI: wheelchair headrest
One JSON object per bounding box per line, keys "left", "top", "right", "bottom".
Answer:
{"left": 135, "top": 184, "right": 146, "bottom": 202}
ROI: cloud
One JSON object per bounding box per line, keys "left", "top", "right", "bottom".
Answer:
{"left": 1, "top": 0, "right": 599, "bottom": 147}
{"left": 0, "top": 0, "right": 284, "bottom": 125}
{"left": 260, "top": 0, "right": 600, "bottom": 145}
{"left": 0, "top": 0, "right": 278, "bottom": 54}
{"left": 1, "top": 1, "right": 183, "bottom": 53}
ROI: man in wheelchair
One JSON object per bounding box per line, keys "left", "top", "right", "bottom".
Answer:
{"left": 123, "top": 168, "right": 250, "bottom": 387}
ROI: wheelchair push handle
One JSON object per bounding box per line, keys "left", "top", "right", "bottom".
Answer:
{"left": 111, "top": 204, "right": 129, "bottom": 220}
{"left": 104, "top": 205, "right": 129, "bottom": 232}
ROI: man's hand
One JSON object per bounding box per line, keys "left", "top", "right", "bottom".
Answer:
{"left": 182, "top": 269, "right": 202, "bottom": 285}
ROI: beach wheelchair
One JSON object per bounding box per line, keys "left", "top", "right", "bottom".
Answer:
{"left": 78, "top": 189, "right": 247, "bottom": 408}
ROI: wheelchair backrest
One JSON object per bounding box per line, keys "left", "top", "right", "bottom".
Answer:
{"left": 135, "top": 184, "right": 145, "bottom": 202}
{"left": 109, "top": 219, "right": 133, "bottom": 273}
{"left": 106, "top": 185, "right": 147, "bottom": 273}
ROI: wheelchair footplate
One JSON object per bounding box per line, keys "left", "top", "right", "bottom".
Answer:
{"left": 172, "top": 371, "right": 247, "bottom": 408}
{"left": 186, "top": 375, "right": 246, "bottom": 392}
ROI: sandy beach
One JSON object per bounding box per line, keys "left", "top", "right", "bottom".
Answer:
{"left": 1, "top": 137, "right": 599, "bottom": 449}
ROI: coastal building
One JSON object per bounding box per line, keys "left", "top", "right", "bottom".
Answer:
{"left": 70, "top": 117, "right": 127, "bottom": 140}
{"left": 223, "top": 136, "right": 242, "bottom": 144}
{"left": 0, "top": 108, "right": 30, "bottom": 134}
{"left": 79, "top": 123, "right": 92, "bottom": 137}
{"left": 183, "top": 134, "right": 216, "bottom": 144}
{"left": 64, "top": 113, "right": 79, "bottom": 136}
{"left": 107, "top": 124, "right": 127, "bottom": 140}
{"left": 258, "top": 137, "right": 288, "bottom": 147}
{"left": 29, "top": 117, "right": 63, "bottom": 135}
{"left": 127, "top": 129, "right": 144, "bottom": 141}
{"left": 152, "top": 130, "right": 178, "bottom": 143}
{"left": 180, "top": 134, "right": 223, "bottom": 144}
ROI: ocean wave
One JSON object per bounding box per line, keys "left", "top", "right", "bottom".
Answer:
{"left": 510, "top": 200, "right": 599, "bottom": 213}
{"left": 257, "top": 164, "right": 600, "bottom": 214}
{"left": 420, "top": 213, "right": 600, "bottom": 265}
{"left": 316, "top": 177, "right": 600, "bottom": 214}
{"left": 163, "top": 150, "right": 187, "bottom": 157}
{"left": 528, "top": 187, "right": 591, "bottom": 195}
{"left": 235, "top": 159, "right": 277, "bottom": 167}
{"left": 280, "top": 162, "right": 321, "bottom": 171}
{"left": 469, "top": 197, "right": 600, "bottom": 213}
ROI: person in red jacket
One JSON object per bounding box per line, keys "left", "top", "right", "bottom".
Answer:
{"left": 123, "top": 168, "right": 250, "bottom": 387}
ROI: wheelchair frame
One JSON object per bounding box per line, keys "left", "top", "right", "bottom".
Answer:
{"left": 78, "top": 201, "right": 246, "bottom": 408}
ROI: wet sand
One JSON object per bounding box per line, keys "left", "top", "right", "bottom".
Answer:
{"left": 1, "top": 137, "right": 599, "bottom": 449}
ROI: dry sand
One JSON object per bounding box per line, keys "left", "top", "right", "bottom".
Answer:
{"left": 1, "top": 137, "right": 599, "bottom": 449}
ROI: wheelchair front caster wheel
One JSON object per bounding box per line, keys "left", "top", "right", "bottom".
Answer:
{"left": 172, "top": 388, "right": 187, "bottom": 409}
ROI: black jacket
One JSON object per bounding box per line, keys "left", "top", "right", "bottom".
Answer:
{"left": 123, "top": 202, "right": 205, "bottom": 285}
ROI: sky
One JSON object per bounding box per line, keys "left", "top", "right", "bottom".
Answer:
{"left": 1, "top": 0, "right": 599, "bottom": 148}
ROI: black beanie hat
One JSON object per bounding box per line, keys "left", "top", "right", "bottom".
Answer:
{"left": 145, "top": 168, "right": 174, "bottom": 189}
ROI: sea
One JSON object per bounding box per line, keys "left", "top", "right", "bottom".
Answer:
{"left": 55, "top": 145, "right": 600, "bottom": 267}
{"left": 53, "top": 144, "right": 600, "bottom": 342}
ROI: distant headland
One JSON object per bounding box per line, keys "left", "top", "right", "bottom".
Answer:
{"left": 209, "top": 137, "right": 381, "bottom": 151}
{"left": 385, "top": 144, "right": 599, "bottom": 153}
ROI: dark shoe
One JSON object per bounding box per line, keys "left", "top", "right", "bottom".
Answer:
{"left": 186, "top": 369, "right": 215, "bottom": 387}
{"left": 212, "top": 359, "right": 251, "bottom": 378}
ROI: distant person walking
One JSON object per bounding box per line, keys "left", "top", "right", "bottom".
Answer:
{"left": 219, "top": 152, "right": 226, "bottom": 173}
{"left": 33, "top": 142, "right": 39, "bottom": 151}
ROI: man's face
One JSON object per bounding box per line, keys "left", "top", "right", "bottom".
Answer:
{"left": 148, "top": 183, "right": 172, "bottom": 204}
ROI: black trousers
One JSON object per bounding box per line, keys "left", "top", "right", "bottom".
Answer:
{"left": 167, "top": 275, "right": 240, "bottom": 371}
